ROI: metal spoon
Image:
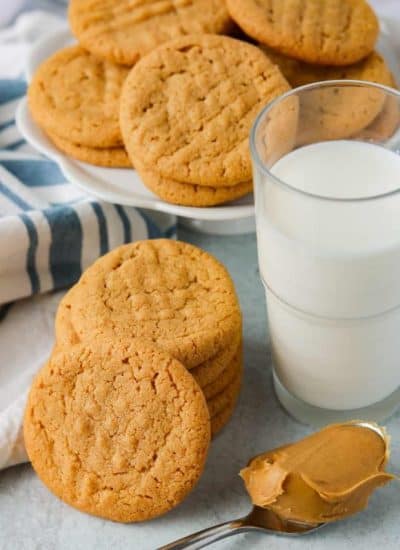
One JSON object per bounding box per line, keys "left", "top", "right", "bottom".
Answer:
{"left": 158, "top": 421, "right": 387, "bottom": 550}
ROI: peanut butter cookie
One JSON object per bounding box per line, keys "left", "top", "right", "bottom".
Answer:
{"left": 24, "top": 341, "right": 210, "bottom": 522}
{"left": 262, "top": 49, "right": 392, "bottom": 89}
{"left": 69, "top": 0, "right": 233, "bottom": 66}
{"left": 29, "top": 46, "right": 129, "bottom": 148}
{"left": 354, "top": 76, "right": 400, "bottom": 141}
{"left": 135, "top": 159, "right": 252, "bottom": 206}
{"left": 227, "top": 0, "right": 378, "bottom": 66}
{"left": 120, "top": 34, "right": 290, "bottom": 186}
{"left": 55, "top": 240, "right": 242, "bottom": 368}
{"left": 47, "top": 132, "right": 131, "bottom": 168}
{"left": 259, "top": 49, "right": 393, "bottom": 144}
{"left": 297, "top": 81, "right": 386, "bottom": 144}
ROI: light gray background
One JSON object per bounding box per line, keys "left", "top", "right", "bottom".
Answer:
{"left": 0, "top": 228, "right": 399, "bottom": 550}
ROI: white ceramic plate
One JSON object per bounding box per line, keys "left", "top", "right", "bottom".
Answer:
{"left": 16, "top": 27, "right": 255, "bottom": 228}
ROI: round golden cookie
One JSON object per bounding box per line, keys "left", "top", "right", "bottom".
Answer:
{"left": 55, "top": 240, "right": 242, "bottom": 368}
{"left": 296, "top": 81, "right": 387, "bottom": 145}
{"left": 120, "top": 34, "right": 290, "bottom": 186}
{"left": 47, "top": 132, "right": 131, "bottom": 168}
{"left": 135, "top": 159, "right": 252, "bottom": 207}
{"left": 227, "top": 0, "right": 379, "bottom": 66}
{"left": 28, "top": 46, "right": 129, "bottom": 148}
{"left": 69, "top": 0, "right": 233, "bottom": 66}
{"left": 354, "top": 77, "right": 400, "bottom": 141}
{"left": 190, "top": 331, "right": 241, "bottom": 381}
{"left": 200, "top": 344, "right": 242, "bottom": 400}
{"left": 261, "top": 49, "right": 392, "bottom": 90}
{"left": 24, "top": 341, "right": 210, "bottom": 523}
{"left": 211, "top": 398, "right": 238, "bottom": 437}
{"left": 259, "top": 49, "right": 393, "bottom": 145}
{"left": 207, "top": 366, "right": 242, "bottom": 418}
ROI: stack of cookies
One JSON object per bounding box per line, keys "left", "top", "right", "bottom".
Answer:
{"left": 55, "top": 239, "right": 243, "bottom": 435}
{"left": 24, "top": 239, "right": 243, "bottom": 522}
{"left": 28, "top": 46, "right": 132, "bottom": 168}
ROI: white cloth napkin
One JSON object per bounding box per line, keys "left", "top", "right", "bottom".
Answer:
{"left": 0, "top": 292, "right": 60, "bottom": 468}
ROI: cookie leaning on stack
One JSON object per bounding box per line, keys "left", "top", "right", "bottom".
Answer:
{"left": 28, "top": 46, "right": 131, "bottom": 167}
{"left": 55, "top": 239, "right": 243, "bottom": 435}
{"left": 120, "top": 34, "right": 291, "bottom": 206}
{"left": 24, "top": 341, "right": 211, "bottom": 522}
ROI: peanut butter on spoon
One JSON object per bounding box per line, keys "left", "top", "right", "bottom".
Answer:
{"left": 240, "top": 422, "right": 395, "bottom": 525}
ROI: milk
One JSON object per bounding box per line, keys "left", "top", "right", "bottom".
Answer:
{"left": 255, "top": 140, "right": 400, "bottom": 410}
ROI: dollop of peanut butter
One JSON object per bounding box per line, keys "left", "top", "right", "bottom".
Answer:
{"left": 240, "top": 422, "right": 395, "bottom": 524}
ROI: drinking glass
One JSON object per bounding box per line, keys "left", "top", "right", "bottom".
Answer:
{"left": 250, "top": 80, "right": 400, "bottom": 426}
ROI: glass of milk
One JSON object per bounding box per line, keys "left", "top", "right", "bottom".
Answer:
{"left": 251, "top": 80, "right": 400, "bottom": 426}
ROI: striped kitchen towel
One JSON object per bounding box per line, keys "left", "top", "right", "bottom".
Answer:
{"left": 0, "top": 79, "right": 176, "bottom": 306}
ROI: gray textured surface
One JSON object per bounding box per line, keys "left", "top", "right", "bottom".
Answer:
{"left": 0, "top": 226, "right": 399, "bottom": 550}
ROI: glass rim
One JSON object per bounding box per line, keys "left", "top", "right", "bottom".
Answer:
{"left": 250, "top": 79, "right": 400, "bottom": 203}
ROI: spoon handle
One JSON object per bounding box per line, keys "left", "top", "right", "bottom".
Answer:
{"left": 157, "top": 518, "right": 252, "bottom": 549}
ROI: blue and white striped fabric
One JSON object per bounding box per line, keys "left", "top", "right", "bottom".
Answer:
{"left": 0, "top": 79, "right": 176, "bottom": 306}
